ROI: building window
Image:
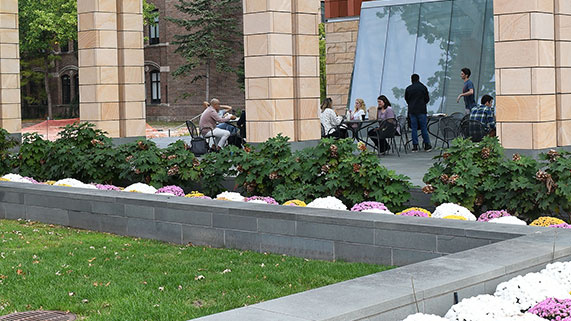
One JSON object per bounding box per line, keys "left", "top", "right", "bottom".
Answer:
{"left": 149, "top": 11, "right": 160, "bottom": 45}
{"left": 73, "top": 74, "right": 79, "bottom": 101}
{"left": 61, "top": 75, "right": 71, "bottom": 104}
{"left": 61, "top": 40, "right": 70, "bottom": 53}
{"left": 151, "top": 71, "right": 161, "bottom": 104}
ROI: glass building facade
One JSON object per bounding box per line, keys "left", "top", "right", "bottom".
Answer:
{"left": 349, "top": 0, "right": 495, "bottom": 116}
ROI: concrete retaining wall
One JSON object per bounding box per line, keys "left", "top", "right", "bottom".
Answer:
{"left": 0, "top": 182, "right": 534, "bottom": 266}
{"left": 1, "top": 182, "right": 569, "bottom": 320}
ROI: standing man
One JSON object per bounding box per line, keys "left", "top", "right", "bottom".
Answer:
{"left": 456, "top": 67, "right": 477, "bottom": 113}
{"left": 405, "top": 74, "right": 432, "bottom": 152}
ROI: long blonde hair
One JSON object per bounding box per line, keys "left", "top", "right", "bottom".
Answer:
{"left": 355, "top": 98, "right": 366, "bottom": 112}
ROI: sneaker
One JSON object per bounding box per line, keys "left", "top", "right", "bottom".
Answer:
{"left": 412, "top": 145, "right": 419, "bottom": 152}
{"left": 424, "top": 143, "right": 433, "bottom": 152}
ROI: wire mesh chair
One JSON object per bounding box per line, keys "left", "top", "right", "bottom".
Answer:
{"left": 185, "top": 120, "right": 216, "bottom": 152}
{"left": 460, "top": 120, "right": 489, "bottom": 142}
{"left": 396, "top": 115, "right": 409, "bottom": 153}
{"left": 367, "top": 118, "right": 399, "bottom": 157}
{"left": 438, "top": 116, "right": 462, "bottom": 150}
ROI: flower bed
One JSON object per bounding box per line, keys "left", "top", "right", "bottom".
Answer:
{"left": 403, "top": 261, "right": 571, "bottom": 321}
{"left": 1, "top": 173, "right": 569, "bottom": 230}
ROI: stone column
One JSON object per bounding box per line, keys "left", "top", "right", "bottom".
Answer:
{"left": 0, "top": 0, "right": 21, "bottom": 133}
{"left": 242, "top": 0, "right": 321, "bottom": 143}
{"left": 494, "top": 0, "right": 557, "bottom": 150}
{"left": 117, "top": 0, "right": 146, "bottom": 137}
{"left": 78, "top": 0, "right": 121, "bottom": 137}
{"left": 555, "top": 0, "right": 571, "bottom": 146}
{"left": 293, "top": 0, "right": 321, "bottom": 141}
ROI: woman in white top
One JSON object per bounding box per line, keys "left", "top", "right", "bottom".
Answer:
{"left": 349, "top": 98, "right": 367, "bottom": 121}
{"left": 320, "top": 98, "right": 347, "bottom": 138}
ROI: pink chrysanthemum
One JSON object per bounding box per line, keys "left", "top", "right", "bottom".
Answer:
{"left": 478, "top": 210, "right": 512, "bottom": 222}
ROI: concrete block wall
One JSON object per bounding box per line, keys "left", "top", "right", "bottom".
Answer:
{"left": 1, "top": 182, "right": 569, "bottom": 321}
{"left": 0, "top": 182, "right": 537, "bottom": 266}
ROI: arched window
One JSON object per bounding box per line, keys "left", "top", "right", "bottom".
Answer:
{"left": 73, "top": 74, "right": 79, "bottom": 101}
{"left": 149, "top": 10, "right": 160, "bottom": 45}
{"left": 61, "top": 75, "right": 71, "bottom": 105}
{"left": 150, "top": 71, "right": 161, "bottom": 104}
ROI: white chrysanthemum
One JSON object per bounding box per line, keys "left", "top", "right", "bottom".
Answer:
{"left": 362, "top": 208, "right": 394, "bottom": 215}
{"left": 216, "top": 191, "right": 245, "bottom": 202}
{"left": 432, "top": 203, "right": 476, "bottom": 221}
{"left": 489, "top": 216, "right": 527, "bottom": 225}
{"left": 247, "top": 200, "right": 268, "bottom": 204}
{"left": 307, "top": 196, "right": 347, "bottom": 211}
{"left": 124, "top": 183, "right": 157, "bottom": 194}
{"left": 402, "top": 313, "right": 447, "bottom": 321}
{"left": 54, "top": 178, "right": 97, "bottom": 189}
{"left": 495, "top": 314, "right": 548, "bottom": 321}
{"left": 494, "top": 272, "right": 571, "bottom": 311}
{"left": 540, "top": 261, "right": 571, "bottom": 292}
{"left": 445, "top": 295, "right": 520, "bottom": 321}
{"left": 1, "top": 174, "right": 32, "bottom": 184}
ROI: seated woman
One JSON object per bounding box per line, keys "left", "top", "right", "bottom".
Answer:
{"left": 320, "top": 98, "right": 347, "bottom": 138}
{"left": 349, "top": 98, "right": 367, "bottom": 121}
{"left": 367, "top": 95, "right": 399, "bottom": 153}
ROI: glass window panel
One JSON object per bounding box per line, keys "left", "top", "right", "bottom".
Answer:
{"left": 348, "top": 6, "right": 390, "bottom": 111}
{"left": 413, "top": 0, "right": 453, "bottom": 114}
{"left": 477, "top": 0, "right": 495, "bottom": 105}
{"left": 441, "top": 0, "right": 487, "bottom": 115}
{"left": 380, "top": 4, "right": 421, "bottom": 117}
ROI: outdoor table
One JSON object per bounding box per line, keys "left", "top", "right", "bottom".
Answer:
{"left": 404, "top": 114, "right": 447, "bottom": 150}
{"left": 342, "top": 119, "right": 377, "bottom": 149}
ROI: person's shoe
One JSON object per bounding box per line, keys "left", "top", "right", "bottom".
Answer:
{"left": 424, "top": 143, "right": 433, "bottom": 152}
{"left": 412, "top": 145, "right": 419, "bottom": 152}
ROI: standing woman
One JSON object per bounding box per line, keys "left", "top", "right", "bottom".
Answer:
{"left": 320, "top": 98, "right": 347, "bottom": 138}
{"left": 350, "top": 98, "right": 367, "bottom": 120}
{"left": 368, "top": 95, "right": 398, "bottom": 152}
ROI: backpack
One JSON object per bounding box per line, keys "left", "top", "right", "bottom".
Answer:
{"left": 190, "top": 137, "right": 209, "bottom": 156}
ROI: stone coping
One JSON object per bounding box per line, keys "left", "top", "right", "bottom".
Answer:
{"left": 0, "top": 182, "right": 568, "bottom": 320}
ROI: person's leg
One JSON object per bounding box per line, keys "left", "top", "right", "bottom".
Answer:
{"left": 213, "top": 128, "right": 231, "bottom": 148}
{"left": 410, "top": 114, "right": 419, "bottom": 148}
{"left": 418, "top": 113, "right": 431, "bottom": 148}
{"left": 217, "top": 123, "right": 238, "bottom": 135}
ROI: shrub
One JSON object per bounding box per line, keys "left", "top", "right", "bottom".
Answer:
{"left": 0, "top": 128, "right": 18, "bottom": 175}
{"left": 115, "top": 140, "right": 163, "bottom": 187}
{"left": 423, "top": 136, "right": 504, "bottom": 212}
{"left": 18, "top": 133, "right": 53, "bottom": 181}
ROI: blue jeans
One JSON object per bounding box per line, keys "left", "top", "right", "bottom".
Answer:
{"left": 217, "top": 123, "right": 237, "bottom": 135}
{"left": 410, "top": 113, "right": 430, "bottom": 146}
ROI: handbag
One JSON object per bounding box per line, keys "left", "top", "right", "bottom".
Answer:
{"left": 190, "top": 137, "right": 209, "bottom": 156}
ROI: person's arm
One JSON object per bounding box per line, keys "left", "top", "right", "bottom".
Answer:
{"left": 211, "top": 108, "right": 235, "bottom": 123}
{"left": 329, "top": 109, "right": 342, "bottom": 126}
{"left": 220, "top": 105, "right": 232, "bottom": 111}
{"left": 385, "top": 108, "right": 395, "bottom": 120}
{"left": 424, "top": 86, "right": 430, "bottom": 104}
{"left": 404, "top": 88, "right": 410, "bottom": 104}
{"left": 457, "top": 82, "right": 474, "bottom": 102}
{"left": 487, "top": 109, "right": 495, "bottom": 129}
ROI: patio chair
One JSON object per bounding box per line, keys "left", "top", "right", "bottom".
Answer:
{"left": 437, "top": 116, "right": 462, "bottom": 150}
{"left": 185, "top": 120, "right": 215, "bottom": 156}
{"left": 396, "top": 115, "right": 409, "bottom": 154}
{"left": 460, "top": 120, "right": 489, "bottom": 142}
{"left": 367, "top": 118, "right": 399, "bottom": 157}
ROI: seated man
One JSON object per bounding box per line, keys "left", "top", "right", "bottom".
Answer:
{"left": 199, "top": 98, "right": 236, "bottom": 150}
{"left": 469, "top": 94, "right": 495, "bottom": 132}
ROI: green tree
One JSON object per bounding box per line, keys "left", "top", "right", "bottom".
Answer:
{"left": 19, "top": 0, "right": 157, "bottom": 119}
{"left": 169, "top": 0, "right": 243, "bottom": 101}
{"left": 319, "top": 23, "right": 327, "bottom": 102}
{"left": 19, "top": 0, "right": 77, "bottom": 119}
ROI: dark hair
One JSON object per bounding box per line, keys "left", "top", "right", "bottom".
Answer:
{"left": 411, "top": 74, "right": 420, "bottom": 83}
{"left": 377, "top": 95, "right": 391, "bottom": 108}
{"left": 481, "top": 94, "right": 494, "bottom": 105}
{"left": 461, "top": 68, "right": 471, "bottom": 78}
{"left": 320, "top": 97, "right": 333, "bottom": 111}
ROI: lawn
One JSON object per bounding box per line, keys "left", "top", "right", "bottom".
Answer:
{"left": 0, "top": 219, "right": 392, "bottom": 320}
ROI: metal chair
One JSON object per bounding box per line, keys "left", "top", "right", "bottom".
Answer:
{"left": 396, "top": 115, "right": 409, "bottom": 154}
{"left": 367, "top": 118, "right": 399, "bottom": 157}
{"left": 460, "top": 120, "right": 489, "bottom": 142}
{"left": 185, "top": 120, "right": 216, "bottom": 150}
{"left": 438, "top": 116, "right": 462, "bottom": 150}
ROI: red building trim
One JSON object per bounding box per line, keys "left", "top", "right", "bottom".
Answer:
{"left": 324, "top": 0, "right": 373, "bottom": 19}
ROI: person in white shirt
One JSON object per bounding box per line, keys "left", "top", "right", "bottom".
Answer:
{"left": 349, "top": 98, "right": 366, "bottom": 121}
{"left": 320, "top": 98, "right": 347, "bottom": 138}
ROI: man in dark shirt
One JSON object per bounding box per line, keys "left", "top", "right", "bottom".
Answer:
{"left": 405, "top": 74, "right": 432, "bottom": 152}
{"left": 457, "top": 67, "right": 477, "bottom": 113}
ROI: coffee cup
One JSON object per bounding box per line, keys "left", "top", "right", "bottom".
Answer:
{"left": 361, "top": 115, "right": 366, "bottom": 121}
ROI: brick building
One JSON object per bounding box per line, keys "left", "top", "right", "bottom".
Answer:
{"left": 25, "top": 0, "right": 245, "bottom": 122}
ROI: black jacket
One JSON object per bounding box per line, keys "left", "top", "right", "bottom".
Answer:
{"left": 405, "top": 81, "right": 430, "bottom": 115}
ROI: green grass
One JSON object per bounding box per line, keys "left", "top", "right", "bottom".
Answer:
{"left": 0, "top": 219, "right": 392, "bottom": 320}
